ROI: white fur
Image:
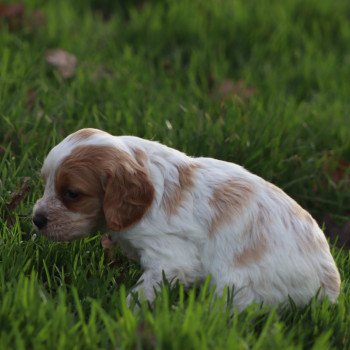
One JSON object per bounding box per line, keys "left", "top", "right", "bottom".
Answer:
{"left": 34, "top": 129, "right": 341, "bottom": 310}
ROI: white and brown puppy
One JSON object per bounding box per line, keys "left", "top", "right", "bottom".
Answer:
{"left": 33, "top": 128, "right": 340, "bottom": 309}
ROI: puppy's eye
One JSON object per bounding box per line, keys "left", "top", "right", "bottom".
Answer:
{"left": 64, "top": 190, "right": 80, "bottom": 201}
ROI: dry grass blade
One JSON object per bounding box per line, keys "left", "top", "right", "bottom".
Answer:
{"left": 211, "top": 79, "right": 256, "bottom": 103}
{"left": 46, "top": 49, "right": 77, "bottom": 79}
{"left": 0, "top": 3, "right": 24, "bottom": 30}
{"left": 5, "top": 177, "right": 31, "bottom": 226}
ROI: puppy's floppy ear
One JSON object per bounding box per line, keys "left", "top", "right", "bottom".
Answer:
{"left": 103, "top": 151, "right": 155, "bottom": 231}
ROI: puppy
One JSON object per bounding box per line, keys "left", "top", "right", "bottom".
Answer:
{"left": 33, "top": 128, "right": 341, "bottom": 309}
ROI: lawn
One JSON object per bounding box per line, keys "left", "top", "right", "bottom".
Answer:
{"left": 0, "top": 0, "right": 350, "bottom": 348}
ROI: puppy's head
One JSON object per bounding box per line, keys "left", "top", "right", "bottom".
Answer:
{"left": 32, "top": 130, "right": 154, "bottom": 241}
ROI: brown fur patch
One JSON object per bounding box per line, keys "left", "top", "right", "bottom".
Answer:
{"left": 55, "top": 145, "right": 154, "bottom": 231}
{"left": 256, "top": 201, "right": 272, "bottom": 227}
{"left": 267, "top": 181, "right": 316, "bottom": 231}
{"left": 297, "top": 226, "right": 328, "bottom": 254}
{"left": 281, "top": 200, "right": 328, "bottom": 254}
{"left": 266, "top": 181, "right": 286, "bottom": 197}
{"left": 209, "top": 178, "right": 254, "bottom": 236}
{"left": 161, "top": 163, "right": 199, "bottom": 216}
{"left": 132, "top": 148, "right": 148, "bottom": 166}
{"left": 234, "top": 235, "right": 268, "bottom": 267}
{"left": 291, "top": 203, "right": 315, "bottom": 225}
{"left": 69, "top": 128, "right": 107, "bottom": 142}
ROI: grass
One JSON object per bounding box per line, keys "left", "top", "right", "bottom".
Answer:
{"left": 0, "top": 0, "right": 350, "bottom": 348}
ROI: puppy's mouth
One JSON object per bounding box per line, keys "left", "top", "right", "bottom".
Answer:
{"left": 32, "top": 208, "right": 96, "bottom": 242}
{"left": 42, "top": 231, "right": 74, "bottom": 241}
{"left": 37, "top": 228, "right": 89, "bottom": 242}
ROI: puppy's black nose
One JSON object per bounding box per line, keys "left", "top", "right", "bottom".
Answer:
{"left": 33, "top": 213, "right": 48, "bottom": 229}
